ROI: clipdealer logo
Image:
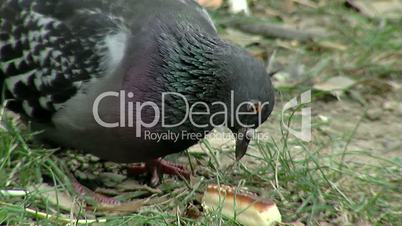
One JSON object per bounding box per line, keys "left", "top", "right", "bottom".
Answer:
{"left": 92, "top": 90, "right": 271, "bottom": 138}
{"left": 92, "top": 90, "right": 312, "bottom": 142}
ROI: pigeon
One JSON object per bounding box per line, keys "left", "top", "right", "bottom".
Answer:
{"left": 0, "top": 0, "right": 275, "bottom": 188}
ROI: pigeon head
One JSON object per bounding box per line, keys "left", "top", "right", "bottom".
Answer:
{"left": 215, "top": 46, "right": 275, "bottom": 160}
{"left": 155, "top": 25, "right": 275, "bottom": 160}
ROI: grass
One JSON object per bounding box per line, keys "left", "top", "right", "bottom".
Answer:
{"left": 1, "top": 1, "right": 401, "bottom": 225}
{"left": 0, "top": 106, "right": 400, "bottom": 225}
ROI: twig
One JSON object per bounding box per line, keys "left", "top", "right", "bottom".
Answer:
{"left": 237, "top": 23, "right": 324, "bottom": 41}
{"left": 229, "top": 19, "right": 326, "bottom": 42}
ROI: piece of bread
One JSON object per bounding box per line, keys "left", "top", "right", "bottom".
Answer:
{"left": 202, "top": 184, "right": 281, "bottom": 226}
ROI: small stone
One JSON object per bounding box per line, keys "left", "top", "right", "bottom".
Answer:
{"left": 75, "top": 170, "right": 88, "bottom": 180}
{"left": 382, "top": 139, "right": 400, "bottom": 151}
{"left": 81, "top": 162, "right": 90, "bottom": 170}
{"left": 76, "top": 155, "right": 86, "bottom": 163}
{"left": 66, "top": 151, "right": 75, "bottom": 158}
{"left": 93, "top": 163, "right": 103, "bottom": 171}
{"left": 366, "top": 109, "right": 382, "bottom": 121}
{"left": 69, "top": 159, "right": 80, "bottom": 171}
{"left": 74, "top": 170, "right": 96, "bottom": 181}
{"left": 86, "top": 173, "right": 97, "bottom": 180}
{"left": 383, "top": 101, "right": 397, "bottom": 111}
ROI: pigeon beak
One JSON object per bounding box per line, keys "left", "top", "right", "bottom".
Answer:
{"left": 234, "top": 127, "right": 254, "bottom": 161}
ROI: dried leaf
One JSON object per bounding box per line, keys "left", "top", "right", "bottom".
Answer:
{"left": 197, "top": 0, "right": 223, "bottom": 9}
{"left": 314, "top": 76, "right": 356, "bottom": 99}
{"left": 281, "top": 0, "right": 295, "bottom": 14}
{"left": 314, "top": 76, "right": 356, "bottom": 92}
{"left": 272, "top": 71, "right": 302, "bottom": 88}
{"left": 316, "top": 41, "right": 347, "bottom": 51}
{"left": 248, "top": 47, "right": 268, "bottom": 61}
{"left": 31, "top": 183, "right": 79, "bottom": 212}
{"left": 184, "top": 203, "right": 202, "bottom": 219}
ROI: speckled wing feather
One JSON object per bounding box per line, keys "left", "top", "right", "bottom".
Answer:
{"left": 0, "top": 0, "right": 126, "bottom": 122}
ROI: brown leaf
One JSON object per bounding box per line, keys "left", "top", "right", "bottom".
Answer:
{"left": 197, "top": 0, "right": 223, "bottom": 9}
{"left": 314, "top": 76, "right": 356, "bottom": 98}
{"left": 314, "top": 76, "right": 356, "bottom": 92}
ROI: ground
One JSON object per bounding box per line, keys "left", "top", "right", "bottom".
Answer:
{"left": 0, "top": 0, "right": 401, "bottom": 225}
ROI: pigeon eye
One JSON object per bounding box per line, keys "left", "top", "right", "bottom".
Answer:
{"left": 246, "top": 100, "right": 261, "bottom": 114}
